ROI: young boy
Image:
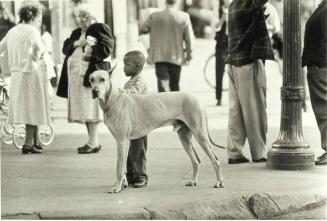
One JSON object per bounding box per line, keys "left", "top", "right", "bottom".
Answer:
{"left": 120, "top": 50, "right": 148, "bottom": 188}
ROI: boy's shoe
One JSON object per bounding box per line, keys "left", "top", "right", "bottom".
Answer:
{"left": 133, "top": 179, "right": 148, "bottom": 188}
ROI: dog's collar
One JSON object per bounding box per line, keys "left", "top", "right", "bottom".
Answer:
{"left": 101, "top": 83, "right": 121, "bottom": 114}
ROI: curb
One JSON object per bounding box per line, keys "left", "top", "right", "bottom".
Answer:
{"left": 249, "top": 193, "right": 326, "bottom": 219}
{"left": 2, "top": 193, "right": 326, "bottom": 220}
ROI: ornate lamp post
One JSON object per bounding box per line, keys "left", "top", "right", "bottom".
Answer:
{"left": 266, "top": 0, "right": 315, "bottom": 170}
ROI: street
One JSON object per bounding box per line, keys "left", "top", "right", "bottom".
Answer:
{"left": 1, "top": 38, "right": 326, "bottom": 219}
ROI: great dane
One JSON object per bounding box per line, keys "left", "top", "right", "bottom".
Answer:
{"left": 89, "top": 70, "right": 224, "bottom": 193}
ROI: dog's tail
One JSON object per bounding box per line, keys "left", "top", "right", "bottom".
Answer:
{"left": 203, "top": 106, "right": 226, "bottom": 149}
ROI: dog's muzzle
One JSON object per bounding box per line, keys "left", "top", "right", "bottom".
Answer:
{"left": 92, "top": 88, "right": 100, "bottom": 99}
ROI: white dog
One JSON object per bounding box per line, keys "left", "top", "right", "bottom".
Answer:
{"left": 89, "top": 70, "right": 224, "bottom": 193}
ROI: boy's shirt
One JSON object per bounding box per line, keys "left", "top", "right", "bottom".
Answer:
{"left": 122, "top": 73, "right": 148, "bottom": 95}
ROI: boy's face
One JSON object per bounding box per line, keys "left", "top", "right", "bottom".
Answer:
{"left": 123, "top": 56, "right": 139, "bottom": 77}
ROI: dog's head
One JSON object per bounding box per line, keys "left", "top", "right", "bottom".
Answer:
{"left": 89, "top": 61, "right": 117, "bottom": 99}
{"left": 89, "top": 70, "right": 112, "bottom": 99}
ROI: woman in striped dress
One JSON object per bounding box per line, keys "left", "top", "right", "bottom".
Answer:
{"left": 0, "top": 2, "right": 51, "bottom": 154}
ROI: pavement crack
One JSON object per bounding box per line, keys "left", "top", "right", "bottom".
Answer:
{"left": 244, "top": 196, "right": 259, "bottom": 219}
{"left": 143, "top": 207, "right": 153, "bottom": 220}
{"left": 264, "top": 193, "right": 282, "bottom": 212}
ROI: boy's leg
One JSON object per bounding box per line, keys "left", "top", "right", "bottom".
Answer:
{"left": 129, "top": 136, "right": 148, "bottom": 187}
{"left": 126, "top": 150, "right": 135, "bottom": 185}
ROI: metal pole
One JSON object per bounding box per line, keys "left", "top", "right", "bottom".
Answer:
{"left": 266, "top": 0, "right": 315, "bottom": 170}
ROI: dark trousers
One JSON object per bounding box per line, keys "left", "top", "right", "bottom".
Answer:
{"left": 307, "top": 66, "right": 327, "bottom": 150}
{"left": 126, "top": 136, "right": 148, "bottom": 183}
{"left": 155, "top": 62, "right": 181, "bottom": 92}
{"left": 215, "top": 44, "right": 228, "bottom": 101}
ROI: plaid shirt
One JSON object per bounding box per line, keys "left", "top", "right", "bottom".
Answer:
{"left": 225, "top": 0, "right": 274, "bottom": 66}
{"left": 122, "top": 73, "right": 148, "bottom": 95}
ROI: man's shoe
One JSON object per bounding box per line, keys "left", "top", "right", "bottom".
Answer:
{"left": 315, "top": 152, "right": 327, "bottom": 165}
{"left": 253, "top": 158, "right": 267, "bottom": 163}
{"left": 133, "top": 180, "right": 148, "bottom": 188}
{"left": 228, "top": 157, "right": 249, "bottom": 164}
{"left": 216, "top": 99, "right": 222, "bottom": 106}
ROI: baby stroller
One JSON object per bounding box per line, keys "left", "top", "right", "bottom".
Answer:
{"left": 0, "top": 75, "right": 54, "bottom": 149}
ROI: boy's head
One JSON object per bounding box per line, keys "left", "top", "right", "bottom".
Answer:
{"left": 123, "top": 50, "right": 145, "bottom": 77}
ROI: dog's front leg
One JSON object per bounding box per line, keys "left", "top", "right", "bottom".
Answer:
{"left": 109, "top": 139, "right": 129, "bottom": 194}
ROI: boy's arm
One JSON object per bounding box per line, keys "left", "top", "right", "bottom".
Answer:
{"left": 120, "top": 79, "right": 147, "bottom": 95}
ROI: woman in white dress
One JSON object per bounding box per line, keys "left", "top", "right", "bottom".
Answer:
{"left": 56, "top": 5, "right": 114, "bottom": 154}
{"left": 0, "top": 2, "right": 51, "bottom": 154}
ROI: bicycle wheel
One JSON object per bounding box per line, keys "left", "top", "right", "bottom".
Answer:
{"left": 39, "top": 124, "right": 54, "bottom": 146}
{"left": 12, "top": 125, "right": 26, "bottom": 149}
{"left": 203, "top": 54, "right": 216, "bottom": 89}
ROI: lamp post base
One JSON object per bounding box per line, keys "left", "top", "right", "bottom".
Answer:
{"left": 266, "top": 148, "right": 315, "bottom": 170}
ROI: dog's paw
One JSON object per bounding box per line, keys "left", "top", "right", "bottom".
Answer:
{"left": 108, "top": 187, "right": 122, "bottom": 194}
{"left": 185, "top": 180, "right": 197, "bottom": 186}
{"left": 122, "top": 180, "right": 128, "bottom": 190}
{"left": 213, "top": 181, "right": 224, "bottom": 188}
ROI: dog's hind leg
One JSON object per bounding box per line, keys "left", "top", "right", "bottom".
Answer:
{"left": 177, "top": 125, "right": 201, "bottom": 187}
{"left": 193, "top": 131, "right": 224, "bottom": 188}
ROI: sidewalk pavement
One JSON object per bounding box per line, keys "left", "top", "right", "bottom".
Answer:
{"left": 1, "top": 128, "right": 327, "bottom": 219}
{"left": 1, "top": 39, "right": 327, "bottom": 219}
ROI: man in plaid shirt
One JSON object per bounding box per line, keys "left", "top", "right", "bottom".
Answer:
{"left": 225, "top": 0, "right": 274, "bottom": 164}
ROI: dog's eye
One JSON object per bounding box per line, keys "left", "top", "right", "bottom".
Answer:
{"left": 100, "top": 78, "right": 105, "bottom": 82}
{"left": 90, "top": 77, "right": 94, "bottom": 83}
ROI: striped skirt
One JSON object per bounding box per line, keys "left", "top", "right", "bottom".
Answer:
{"left": 8, "top": 63, "right": 52, "bottom": 126}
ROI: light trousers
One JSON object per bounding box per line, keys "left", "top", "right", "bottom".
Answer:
{"left": 227, "top": 60, "right": 267, "bottom": 160}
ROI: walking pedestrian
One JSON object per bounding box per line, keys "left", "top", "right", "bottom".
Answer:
{"left": 264, "top": 0, "right": 282, "bottom": 72}
{"left": 302, "top": 0, "right": 327, "bottom": 165}
{"left": 41, "top": 24, "right": 56, "bottom": 106}
{"left": 0, "top": 2, "right": 52, "bottom": 154}
{"left": 0, "top": 2, "right": 15, "bottom": 75}
{"left": 139, "top": 0, "right": 194, "bottom": 92}
{"left": 56, "top": 5, "right": 114, "bottom": 154}
{"left": 225, "top": 0, "right": 274, "bottom": 164}
{"left": 120, "top": 51, "right": 149, "bottom": 188}
{"left": 0, "top": 2, "right": 15, "bottom": 41}
{"left": 214, "top": 0, "right": 228, "bottom": 106}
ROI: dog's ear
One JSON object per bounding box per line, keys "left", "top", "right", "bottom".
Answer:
{"left": 108, "top": 60, "right": 117, "bottom": 79}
